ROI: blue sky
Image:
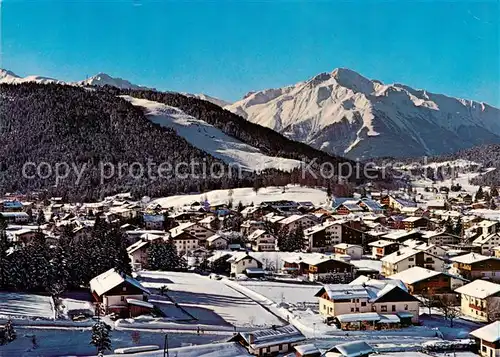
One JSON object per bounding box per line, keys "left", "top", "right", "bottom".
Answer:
{"left": 1, "top": 0, "right": 499, "bottom": 106}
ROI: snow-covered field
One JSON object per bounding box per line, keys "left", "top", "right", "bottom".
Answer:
{"left": 136, "top": 271, "right": 283, "bottom": 328}
{"left": 123, "top": 95, "right": 302, "bottom": 171}
{"left": 0, "top": 293, "right": 54, "bottom": 321}
{"left": 0, "top": 326, "right": 225, "bottom": 357}
{"left": 238, "top": 281, "right": 320, "bottom": 307}
{"left": 152, "top": 185, "right": 328, "bottom": 209}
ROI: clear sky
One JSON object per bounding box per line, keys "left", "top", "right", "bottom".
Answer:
{"left": 1, "top": 0, "right": 499, "bottom": 106}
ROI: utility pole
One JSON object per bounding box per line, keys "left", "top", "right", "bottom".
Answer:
{"left": 163, "top": 334, "right": 169, "bottom": 357}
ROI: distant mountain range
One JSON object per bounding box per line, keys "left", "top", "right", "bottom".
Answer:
{"left": 3, "top": 67, "right": 499, "bottom": 160}
{"left": 226, "top": 68, "right": 500, "bottom": 159}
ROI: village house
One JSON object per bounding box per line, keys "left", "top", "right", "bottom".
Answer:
{"left": 278, "top": 214, "right": 317, "bottom": 232}
{"left": 127, "top": 234, "right": 165, "bottom": 270}
{"left": 89, "top": 268, "right": 152, "bottom": 317}
{"left": 335, "top": 200, "right": 364, "bottom": 215}
{"left": 247, "top": 229, "right": 277, "bottom": 252}
{"left": 382, "top": 229, "right": 422, "bottom": 243}
{"left": 303, "top": 220, "right": 343, "bottom": 253}
{"left": 0, "top": 212, "right": 30, "bottom": 224}
{"left": 369, "top": 240, "right": 400, "bottom": 259}
{"left": 389, "top": 266, "right": 464, "bottom": 294}
{"left": 495, "top": 247, "right": 500, "bottom": 258}
{"left": 381, "top": 247, "right": 446, "bottom": 277}
{"left": 228, "top": 324, "right": 305, "bottom": 356}
{"left": 282, "top": 255, "right": 356, "bottom": 282}
{"left": 206, "top": 234, "right": 228, "bottom": 250}
{"left": 169, "top": 221, "right": 214, "bottom": 244}
{"left": 227, "top": 253, "right": 263, "bottom": 277}
{"left": 170, "top": 230, "right": 202, "bottom": 255}
{"left": 401, "top": 216, "right": 428, "bottom": 230}
{"left": 240, "top": 206, "right": 262, "bottom": 219}
{"left": 0, "top": 200, "right": 24, "bottom": 212}
{"left": 473, "top": 233, "right": 500, "bottom": 256}
{"left": 455, "top": 279, "right": 500, "bottom": 322}
{"left": 421, "top": 230, "right": 460, "bottom": 246}
{"left": 470, "top": 321, "right": 500, "bottom": 357}
{"left": 334, "top": 243, "right": 363, "bottom": 260}
{"left": 315, "top": 276, "right": 421, "bottom": 328}
{"left": 143, "top": 213, "right": 165, "bottom": 230}
{"left": 240, "top": 220, "right": 266, "bottom": 236}
{"left": 10, "top": 228, "right": 39, "bottom": 245}
{"left": 341, "top": 222, "right": 365, "bottom": 246}
{"left": 388, "top": 196, "right": 417, "bottom": 211}
{"left": 401, "top": 207, "right": 424, "bottom": 217}
{"left": 450, "top": 253, "right": 500, "bottom": 282}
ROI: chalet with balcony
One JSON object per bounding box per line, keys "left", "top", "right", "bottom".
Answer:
{"left": 89, "top": 268, "right": 152, "bottom": 317}
{"left": 470, "top": 321, "right": 500, "bottom": 357}
{"left": 369, "top": 240, "right": 400, "bottom": 259}
{"left": 389, "top": 266, "right": 465, "bottom": 294}
{"left": 455, "top": 280, "right": 500, "bottom": 322}
{"left": 315, "top": 276, "right": 420, "bottom": 329}
{"left": 450, "top": 253, "right": 500, "bottom": 283}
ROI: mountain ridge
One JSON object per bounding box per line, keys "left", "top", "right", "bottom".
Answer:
{"left": 226, "top": 68, "right": 500, "bottom": 159}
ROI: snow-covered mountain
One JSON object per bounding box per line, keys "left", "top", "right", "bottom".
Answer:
{"left": 0, "top": 69, "right": 65, "bottom": 85}
{"left": 75, "top": 72, "right": 152, "bottom": 90}
{"left": 183, "top": 93, "right": 231, "bottom": 108}
{"left": 121, "top": 95, "right": 301, "bottom": 171}
{"left": 226, "top": 68, "right": 500, "bottom": 159}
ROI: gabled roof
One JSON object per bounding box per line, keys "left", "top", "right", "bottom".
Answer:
{"left": 230, "top": 325, "right": 305, "bottom": 349}
{"left": 455, "top": 279, "right": 500, "bottom": 299}
{"left": 89, "top": 268, "right": 150, "bottom": 296}
{"left": 368, "top": 239, "right": 397, "bottom": 248}
{"left": 226, "top": 252, "right": 262, "bottom": 264}
{"left": 450, "top": 252, "right": 492, "bottom": 264}
{"left": 470, "top": 321, "right": 500, "bottom": 343}
{"left": 381, "top": 247, "right": 419, "bottom": 264}
{"left": 315, "top": 277, "right": 410, "bottom": 303}
{"left": 328, "top": 341, "right": 374, "bottom": 357}
{"left": 388, "top": 267, "right": 442, "bottom": 285}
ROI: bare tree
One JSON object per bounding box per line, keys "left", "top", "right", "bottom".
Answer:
{"left": 436, "top": 295, "right": 461, "bottom": 327}
{"left": 420, "top": 288, "right": 438, "bottom": 316}
{"left": 486, "top": 297, "right": 500, "bottom": 323}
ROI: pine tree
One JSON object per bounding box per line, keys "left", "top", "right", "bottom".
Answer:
{"left": 491, "top": 186, "right": 499, "bottom": 197}
{"left": 490, "top": 198, "right": 497, "bottom": 210}
{"left": 36, "top": 209, "right": 46, "bottom": 226}
{"left": 475, "top": 186, "right": 484, "bottom": 201}
{"left": 90, "top": 321, "right": 111, "bottom": 355}
{"left": 454, "top": 217, "right": 463, "bottom": 237}
{"left": 237, "top": 201, "right": 244, "bottom": 212}
{"left": 4, "top": 320, "right": 16, "bottom": 343}
{"left": 147, "top": 240, "right": 182, "bottom": 271}
{"left": 0, "top": 216, "right": 11, "bottom": 289}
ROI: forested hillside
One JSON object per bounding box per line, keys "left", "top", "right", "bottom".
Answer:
{"left": 0, "top": 83, "right": 388, "bottom": 201}
{"left": 102, "top": 87, "right": 358, "bottom": 167}
{"left": 0, "top": 83, "right": 254, "bottom": 200}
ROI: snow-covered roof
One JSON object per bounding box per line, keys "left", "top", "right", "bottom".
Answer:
{"left": 368, "top": 239, "right": 397, "bottom": 247}
{"left": 455, "top": 279, "right": 500, "bottom": 299}
{"left": 125, "top": 298, "right": 154, "bottom": 309}
{"left": 317, "top": 277, "right": 408, "bottom": 302}
{"left": 402, "top": 216, "right": 426, "bottom": 223}
{"left": 473, "top": 233, "right": 500, "bottom": 245}
{"left": 226, "top": 252, "right": 261, "bottom": 264}
{"left": 329, "top": 341, "right": 374, "bottom": 357}
{"left": 247, "top": 229, "right": 268, "bottom": 240}
{"left": 293, "top": 344, "right": 320, "bottom": 355}
{"left": 381, "top": 247, "right": 419, "bottom": 264}
{"left": 89, "top": 268, "right": 150, "bottom": 296}
{"left": 334, "top": 243, "right": 362, "bottom": 250}
{"left": 304, "top": 220, "right": 343, "bottom": 235}
{"left": 470, "top": 321, "right": 500, "bottom": 343}
{"left": 388, "top": 267, "right": 442, "bottom": 285}
{"left": 206, "top": 234, "right": 226, "bottom": 243}
{"left": 235, "top": 324, "right": 305, "bottom": 349}
{"left": 279, "top": 214, "right": 310, "bottom": 225}
{"left": 383, "top": 229, "right": 419, "bottom": 241}
{"left": 450, "top": 252, "right": 492, "bottom": 264}
{"left": 127, "top": 240, "right": 149, "bottom": 254}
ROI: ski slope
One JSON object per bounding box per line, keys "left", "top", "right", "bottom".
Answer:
{"left": 151, "top": 185, "right": 328, "bottom": 209}
{"left": 122, "top": 96, "right": 301, "bottom": 172}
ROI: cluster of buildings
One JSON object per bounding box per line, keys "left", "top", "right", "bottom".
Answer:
{"left": 3, "top": 184, "right": 500, "bottom": 356}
